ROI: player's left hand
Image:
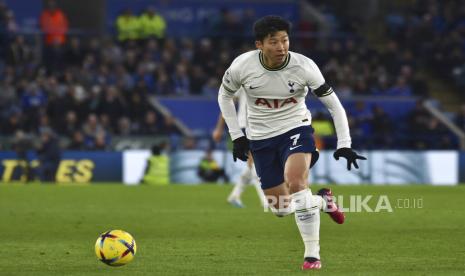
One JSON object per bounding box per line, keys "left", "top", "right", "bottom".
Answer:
{"left": 232, "top": 136, "right": 249, "bottom": 162}
{"left": 333, "top": 148, "right": 366, "bottom": 170}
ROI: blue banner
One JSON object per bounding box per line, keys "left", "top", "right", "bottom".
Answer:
{"left": 5, "top": 0, "right": 298, "bottom": 37}
{"left": 0, "top": 151, "right": 122, "bottom": 183}
{"left": 107, "top": 0, "right": 299, "bottom": 37}
{"left": 4, "top": 0, "right": 42, "bottom": 29}
{"left": 159, "top": 97, "right": 418, "bottom": 133}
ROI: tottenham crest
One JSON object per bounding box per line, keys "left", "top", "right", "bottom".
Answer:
{"left": 288, "top": 81, "right": 295, "bottom": 93}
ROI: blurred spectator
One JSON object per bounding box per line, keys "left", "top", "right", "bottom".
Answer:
{"left": 117, "top": 116, "right": 133, "bottom": 136}
{"left": 126, "top": 93, "right": 149, "bottom": 132}
{"left": 311, "top": 112, "right": 334, "bottom": 149}
{"left": 134, "top": 65, "right": 155, "bottom": 92}
{"left": 12, "top": 130, "right": 33, "bottom": 182}
{"left": 91, "top": 130, "right": 111, "bottom": 150}
{"left": 0, "top": 73, "right": 17, "bottom": 113}
{"left": 0, "top": 3, "right": 8, "bottom": 57}
{"left": 350, "top": 101, "right": 372, "bottom": 137}
{"left": 58, "top": 110, "right": 81, "bottom": 137}
{"left": 39, "top": 0, "right": 68, "bottom": 46}
{"left": 189, "top": 65, "right": 207, "bottom": 95}
{"left": 140, "top": 144, "right": 170, "bottom": 185}
{"left": 1, "top": 109, "right": 23, "bottom": 135}
{"left": 6, "top": 35, "right": 33, "bottom": 66}
{"left": 99, "top": 114, "right": 114, "bottom": 134}
{"left": 68, "top": 130, "right": 86, "bottom": 150}
{"left": 155, "top": 68, "right": 172, "bottom": 95}
{"left": 202, "top": 77, "right": 220, "bottom": 97}
{"left": 172, "top": 64, "right": 190, "bottom": 96}
{"left": 182, "top": 136, "right": 196, "bottom": 149}
{"left": 139, "top": 6, "right": 167, "bottom": 43}
{"left": 21, "top": 83, "right": 47, "bottom": 131}
{"left": 408, "top": 101, "right": 431, "bottom": 135}
{"left": 36, "top": 129, "right": 61, "bottom": 182}
{"left": 139, "top": 110, "right": 161, "bottom": 135}
{"left": 37, "top": 113, "right": 52, "bottom": 134}
{"left": 116, "top": 9, "right": 140, "bottom": 43}
{"left": 386, "top": 76, "right": 412, "bottom": 97}
{"left": 39, "top": 0, "right": 68, "bottom": 72}
{"left": 98, "top": 85, "right": 126, "bottom": 130}
{"left": 371, "top": 105, "right": 393, "bottom": 148}
{"left": 0, "top": 1, "right": 460, "bottom": 151}
{"left": 82, "top": 113, "right": 104, "bottom": 140}
{"left": 4, "top": 9, "right": 18, "bottom": 36}
{"left": 408, "top": 101, "right": 447, "bottom": 149}
{"left": 197, "top": 149, "right": 228, "bottom": 182}
{"left": 411, "top": 73, "right": 429, "bottom": 97}
{"left": 213, "top": 9, "right": 244, "bottom": 45}
{"left": 64, "top": 37, "right": 85, "bottom": 66}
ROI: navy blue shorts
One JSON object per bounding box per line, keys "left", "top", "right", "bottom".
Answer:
{"left": 249, "top": 125, "right": 319, "bottom": 190}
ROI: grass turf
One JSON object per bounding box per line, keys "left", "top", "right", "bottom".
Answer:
{"left": 0, "top": 184, "right": 464, "bottom": 275}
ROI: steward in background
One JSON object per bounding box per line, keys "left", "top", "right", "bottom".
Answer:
{"left": 139, "top": 6, "right": 166, "bottom": 45}
{"left": 141, "top": 144, "right": 170, "bottom": 185}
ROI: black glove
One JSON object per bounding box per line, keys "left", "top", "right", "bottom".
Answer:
{"left": 333, "top": 148, "right": 366, "bottom": 170}
{"left": 232, "top": 136, "right": 249, "bottom": 162}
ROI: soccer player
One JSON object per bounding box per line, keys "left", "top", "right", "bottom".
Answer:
{"left": 217, "top": 15, "right": 366, "bottom": 270}
{"left": 212, "top": 88, "right": 267, "bottom": 208}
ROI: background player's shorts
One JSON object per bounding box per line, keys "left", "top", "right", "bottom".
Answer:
{"left": 249, "top": 125, "right": 319, "bottom": 190}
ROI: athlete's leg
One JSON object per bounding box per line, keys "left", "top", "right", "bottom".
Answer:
{"left": 227, "top": 153, "right": 253, "bottom": 207}
{"left": 263, "top": 182, "right": 292, "bottom": 216}
{"left": 227, "top": 178, "right": 247, "bottom": 208}
{"left": 285, "top": 153, "right": 324, "bottom": 269}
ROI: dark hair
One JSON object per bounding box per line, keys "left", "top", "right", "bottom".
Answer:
{"left": 253, "top": 15, "right": 291, "bottom": 42}
{"left": 151, "top": 144, "right": 161, "bottom": 155}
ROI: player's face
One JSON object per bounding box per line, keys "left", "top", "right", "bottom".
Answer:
{"left": 256, "top": 31, "right": 289, "bottom": 68}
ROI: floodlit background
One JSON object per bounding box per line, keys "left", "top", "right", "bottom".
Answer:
{"left": 0, "top": 0, "right": 464, "bottom": 275}
{"left": 1, "top": 0, "right": 465, "bottom": 185}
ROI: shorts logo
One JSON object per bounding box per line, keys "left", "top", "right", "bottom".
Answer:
{"left": 249, "top": 85, "right": 260, "bottom": 89}
{"left": 290, "top": 145, "right": 302, "bottom": 150}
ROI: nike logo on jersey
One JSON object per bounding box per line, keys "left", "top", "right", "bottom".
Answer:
{"left": 290, "top": 145, "right": 302, "bottom": 150}
{"left": 249, "top": 85, "right": 260, "bottom": 89}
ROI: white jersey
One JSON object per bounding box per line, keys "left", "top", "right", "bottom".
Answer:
{"left": 237, "top": 88, "right": 247, "bottom": 129}
{"left": 219, "top": 49, "right": 351, "bottom": 148}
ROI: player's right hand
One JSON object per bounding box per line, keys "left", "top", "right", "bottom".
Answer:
{"left": 232, "top": 136, "right": 249, "bottom": 162}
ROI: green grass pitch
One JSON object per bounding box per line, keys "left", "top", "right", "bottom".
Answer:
{"left": 0, "top": 184, "right": 464, "bottom": 275}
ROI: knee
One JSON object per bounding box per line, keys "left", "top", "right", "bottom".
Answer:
{"left": 285, "top": 172, "right": 307, "bottom": 191}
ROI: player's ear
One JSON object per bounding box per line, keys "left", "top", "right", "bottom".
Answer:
{"left": 255, "top": 40, "right": 262, "bottom": 50}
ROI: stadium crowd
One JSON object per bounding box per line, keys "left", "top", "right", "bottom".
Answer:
{"left": 384, "top": 0, "right": 465, "bottom": 92}
{"left": 0, "top": 1, "right": 461, "bottom": 150}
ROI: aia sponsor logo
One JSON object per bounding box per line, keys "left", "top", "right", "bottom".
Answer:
{"left": 255, "top": 97, "right": 297, "bottom": 108}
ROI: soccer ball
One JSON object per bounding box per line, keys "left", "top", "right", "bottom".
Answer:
{"left": 95, "top": 230, "right": 137, "bottom": 266}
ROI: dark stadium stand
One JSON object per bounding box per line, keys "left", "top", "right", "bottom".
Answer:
{"left": 0, "top": 0, "right": 462, "bottom": 151}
